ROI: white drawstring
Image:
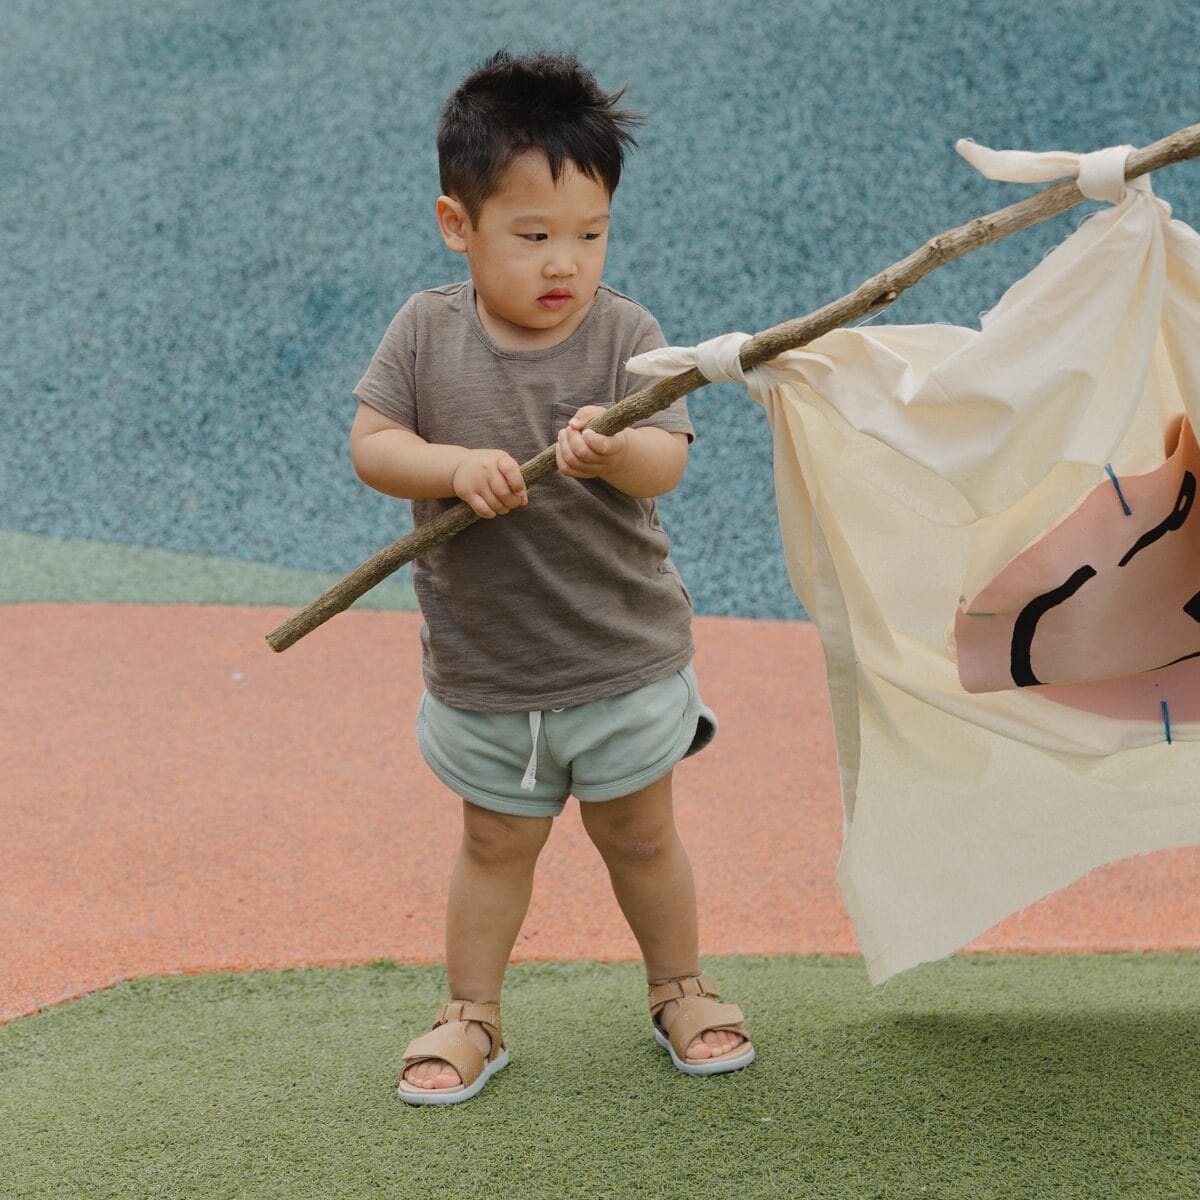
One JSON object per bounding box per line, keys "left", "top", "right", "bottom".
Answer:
{"left": 520, "top": 711, "right": 542, "bottom": 792}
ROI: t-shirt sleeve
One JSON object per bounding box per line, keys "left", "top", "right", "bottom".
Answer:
{"left": 353, "top": 298, "right": 419, "bottom": 431}
{"left": 623, "top": 312, "right": 695, "bottom": 443}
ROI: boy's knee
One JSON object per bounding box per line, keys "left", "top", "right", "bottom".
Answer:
{"left": 600, "top": 832, "right": 668, "bottom": 864}
{"left": 460, "top": 803, "right": 551, "bottom": 868}
{"left": 582, "top": 810, "right": 672, "bottom": 864}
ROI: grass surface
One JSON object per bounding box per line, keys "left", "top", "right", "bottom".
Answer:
{"left": 2, "top": 954, "right": 1198, "bottom": 1198}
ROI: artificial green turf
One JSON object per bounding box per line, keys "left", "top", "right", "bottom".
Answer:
{"left": 2, "top": 955, "right": 1198, "bottom": 1199}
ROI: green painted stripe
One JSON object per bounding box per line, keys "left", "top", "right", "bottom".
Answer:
{"left": 0, "top": 531, "right": 417, "bottom": 610}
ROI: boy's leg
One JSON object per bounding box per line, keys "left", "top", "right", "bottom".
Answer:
{"left": 579, "top": 771, "right": 745, "bottom": 1061}
{"left": 403, "top": 799, "right": 552, "bottom": 1090}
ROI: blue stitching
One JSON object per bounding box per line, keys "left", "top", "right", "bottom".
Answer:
{"left": 1105, "top": 464, "right": 1132, "bottom": 516}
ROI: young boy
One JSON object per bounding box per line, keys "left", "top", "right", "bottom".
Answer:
{"left": 350, "top": 50, "right": 753, "bottom": 1105}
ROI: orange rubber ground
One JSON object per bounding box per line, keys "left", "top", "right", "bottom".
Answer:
{"left": 4, "top": 603, "right": 1198, "bottom": 1022}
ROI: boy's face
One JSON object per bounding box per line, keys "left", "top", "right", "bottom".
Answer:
{"left": 437, "top": 151, "right": 610, "bottom": 350}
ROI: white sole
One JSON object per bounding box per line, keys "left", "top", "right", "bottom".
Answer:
{"left": 655, "top": 1028, "right": 755, "bottom": 1076}
{"left": 397, "top": 1048, "right": 510, "bottom": 1105}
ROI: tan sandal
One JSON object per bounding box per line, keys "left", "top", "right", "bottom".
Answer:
{"left": 396, "top": 1000, "right": 509, "bottom": 1105}
{"left": 649, "top": 974, "right": 755, "bottom": 1076}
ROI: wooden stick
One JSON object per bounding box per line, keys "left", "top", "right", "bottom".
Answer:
{"left": 266, "top": 122, "right": 1200, "bottom": 652}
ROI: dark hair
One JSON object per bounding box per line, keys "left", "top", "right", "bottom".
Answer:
{"left": 437, "top": 50, "right": 643, "bottom": 222}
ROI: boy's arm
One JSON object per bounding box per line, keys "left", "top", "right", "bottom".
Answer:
{"left": 350, "top": 402, "right": 527, "bottom": 518}
{"left": 556, "top": 406, "right": 689, "bottom": 498}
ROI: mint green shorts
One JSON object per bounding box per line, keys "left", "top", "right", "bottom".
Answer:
{"left": 416, "top": 664, "right": 717, "bottom": 817}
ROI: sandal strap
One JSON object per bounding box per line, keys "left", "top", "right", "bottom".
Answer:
{"left": 659, "top": 997, "right": 748, "bottom": 1061}
{"left": 400, "top": 999, "right": 503, "bottom": 1087}
{"left": 648, "top": 976, "right": 750, "bottom": 1060}
{"left": 436, "top": 999, "right": 501, "bottom": 1041}
{"left": 647, "top": 973, "right": 719, "bottom": 1015}
{"left": 402, "top": 1023, "right": 488, "bottom": 1086}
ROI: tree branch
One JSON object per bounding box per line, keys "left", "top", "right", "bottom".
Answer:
{"left": 267, "top": 122, "right": 1200, "bottom": 652}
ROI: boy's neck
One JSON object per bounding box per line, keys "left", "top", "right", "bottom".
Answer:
{"left": 474, "top": 287, "right": 598, "bottom": 351}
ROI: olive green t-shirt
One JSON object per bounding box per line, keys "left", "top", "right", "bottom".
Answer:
{"left": 354, "top": 281, "right": 696, "bottom": 712}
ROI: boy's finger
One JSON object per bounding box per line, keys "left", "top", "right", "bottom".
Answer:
{"left": 573, "top": 433, "right": 610, "bottom": 465}
{"left": 558, "top": 428, "right": 579, "bottom": 463}
{"left": 568, "top": 425, "right": 601, "bottom": 458}
{"left": 494, "top": 479, "right": 526, "bottom": 512}
{"left": 489, "top": 474, "right": 518, "bottom": 506}
{"left": 569, "top": 405, "right": 604, "bottom": 430}
{"left": 580, "top": 428, "right": 612, "bottom": 455}
{"left": 501, "top": 461, "right": 528, "bottom": 499}
{"left": 484, "top": 486, "right": 519, "bottom": 516}
{"left": 571, "top": 446, "right": 599, "bottom": 470}
{"left": 556, "top": 437, "right": 583, "bottom": 477}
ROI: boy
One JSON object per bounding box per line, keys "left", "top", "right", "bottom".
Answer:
{"left": 350, "top": 51, "right": 753, "bottom": 1105}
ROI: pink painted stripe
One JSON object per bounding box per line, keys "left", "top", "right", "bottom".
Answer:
{"left": 2, "top": 603, "right": 1197, "bottom": 1021}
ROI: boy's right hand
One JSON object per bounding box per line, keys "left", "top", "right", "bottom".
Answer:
{"left": 452, "top": 449, "right": 528, "bottom": 519}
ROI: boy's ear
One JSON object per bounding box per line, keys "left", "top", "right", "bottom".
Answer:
{"left": 436, "top": 195, "right": 471, "bottom": 253}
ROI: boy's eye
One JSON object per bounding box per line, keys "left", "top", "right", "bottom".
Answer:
{"left": 580, "top": 232, "right": 602, "bottom": 242}
{"left": 520, "top": 233, "right": 548, "bottom": 242}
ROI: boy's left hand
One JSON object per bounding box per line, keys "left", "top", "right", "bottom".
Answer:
{"left": 556, "top": 405, "right": 627, "bottom": 480}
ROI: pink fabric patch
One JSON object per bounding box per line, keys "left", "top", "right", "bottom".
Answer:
{"left": 956, "top": 417, "right": 1200, "bottom": 720}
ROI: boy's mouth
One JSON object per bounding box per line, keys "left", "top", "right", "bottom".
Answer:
{"left": 537, "top": 289, "right": 572, "bottom": 310}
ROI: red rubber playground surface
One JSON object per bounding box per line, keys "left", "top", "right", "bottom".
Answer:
{"left": 4, "top": 603, "right": 1200, "bottom": 1023}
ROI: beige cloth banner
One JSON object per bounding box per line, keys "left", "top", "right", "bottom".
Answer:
{"left": 630, "top": 142, "right": 1200, "bottom": 983}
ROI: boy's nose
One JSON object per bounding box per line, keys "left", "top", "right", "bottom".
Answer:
{"left": 544, "top": 253, "right": 577, "bottom": 278}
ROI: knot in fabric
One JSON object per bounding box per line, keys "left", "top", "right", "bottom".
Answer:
{"left": 694, "top": 332, "right": 754, "bottom": 384}
{"left": 954, "top": 138, "right": 1148, "bottom": 206}
{"left": 1075, "top": 145, "right": 1134, "bottom": 204}
{"left": 627, "top": 332, "right": 754, "bottom": 386}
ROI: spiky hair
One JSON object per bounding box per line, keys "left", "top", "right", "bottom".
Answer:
{"left": 437, "top": 50, "right": 643, "bottom": 221}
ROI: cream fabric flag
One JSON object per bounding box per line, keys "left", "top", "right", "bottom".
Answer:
{"left": 630, "top": 143, "right": 1200, "bottom": 983}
